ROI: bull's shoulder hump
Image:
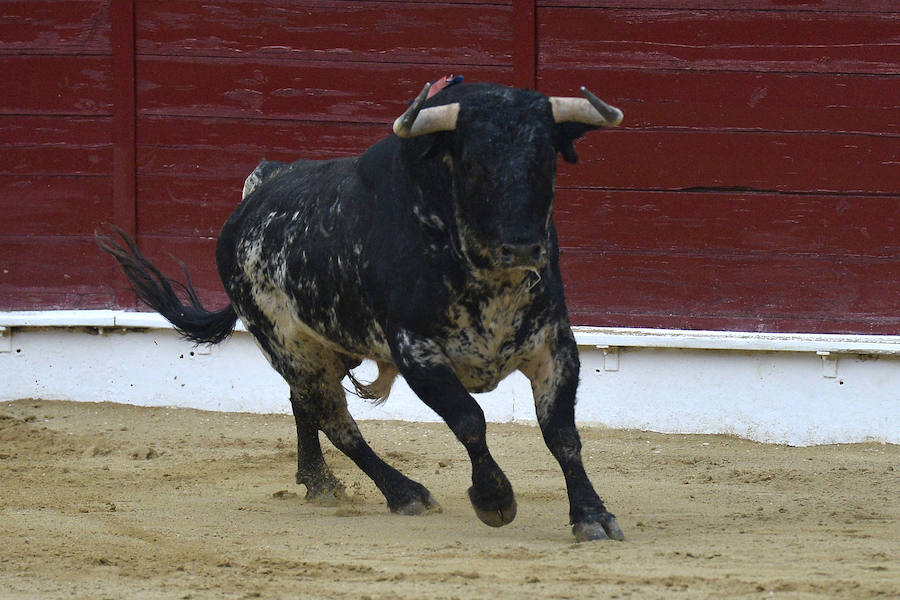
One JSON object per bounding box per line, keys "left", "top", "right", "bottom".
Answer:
{"left": 242, "top": 156, "right": 363, "bottom": 199}
{"left": 242, "top": 159, "right": 294, "bottom": 199}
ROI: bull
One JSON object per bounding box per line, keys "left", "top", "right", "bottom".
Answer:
{"left": 97, "top": 81, "right": 625, "bottom": 541}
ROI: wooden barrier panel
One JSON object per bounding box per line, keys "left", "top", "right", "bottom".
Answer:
{"left": 0, "top": 1, "right": 115, "bottom": 308}
{"left": 135, "top": 1, "right": 514, "bottom": 65}
{"left": 1, "top": 0, "right": 897, "bottom": 336}
{"left": 540, "top": 2, "right": 900, "bottom": 334}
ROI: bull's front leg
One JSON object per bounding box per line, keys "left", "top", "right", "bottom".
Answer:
{"left": 521, "top": 325, "right": 625, "bottom": 542}
{"left": 390, "top": 330, "right": 517, "bottom": 527}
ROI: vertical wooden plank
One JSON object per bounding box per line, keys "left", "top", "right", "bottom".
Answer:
{"left": 513, "top": 0, "right": 536, "bottom": 89}
{"left": 111, "top": 0, "right": 136, "bottom": 237}
{"left": 111, "top": 0, "right": 137, "bottom": 308}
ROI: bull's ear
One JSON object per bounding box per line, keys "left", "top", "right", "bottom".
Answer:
{"left": 555, "top": 122, "right": 597, "bottom": 164}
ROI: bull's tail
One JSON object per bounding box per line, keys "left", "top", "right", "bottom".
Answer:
{"left": 95, "top": 225, "right": 237, "bottom": 345}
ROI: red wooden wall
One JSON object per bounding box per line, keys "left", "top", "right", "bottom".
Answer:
{"left": 2, "top": 1, "right": 898, "bottom": 335}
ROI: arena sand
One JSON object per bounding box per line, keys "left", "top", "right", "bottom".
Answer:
{"left": 1, "top": 399, "right": 897, "bottom": 599}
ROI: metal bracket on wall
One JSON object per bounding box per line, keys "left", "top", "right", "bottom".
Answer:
{"left": 0, "top": 327, "right": 10, "bottom": 353}
{"left": 817, "top": 351, "right": 838, "bottom": 378}
{"left": 595, "top": 345, "right": 619, "bottom": 371}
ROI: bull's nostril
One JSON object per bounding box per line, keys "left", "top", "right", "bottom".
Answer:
{"left": 500, "top": 245, "right": 522, "bottom": 262}
{"left": 500, "top": 243, "right": 545, "bottom": 266}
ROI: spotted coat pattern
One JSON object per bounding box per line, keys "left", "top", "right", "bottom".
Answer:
{"left": 104, "top": 83, "right": 624, "bottom": 541}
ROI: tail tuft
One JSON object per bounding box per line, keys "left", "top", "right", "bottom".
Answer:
{"left": 95, "top": 225, "right": 237, "bottom": 345}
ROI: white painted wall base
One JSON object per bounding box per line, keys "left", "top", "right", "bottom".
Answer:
{"left": 1, "top": 311, "right": 897, "bottom": 446}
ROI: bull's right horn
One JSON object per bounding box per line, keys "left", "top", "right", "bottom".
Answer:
{"left": 550, "top": 87, "right": 623, "bottom": 127}
{"left": 393, "top": 82, "right": 460, "bottom": 138}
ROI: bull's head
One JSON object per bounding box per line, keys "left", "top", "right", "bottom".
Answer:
{"left": 393, "top": 82, "right": 622, "bottom": 273}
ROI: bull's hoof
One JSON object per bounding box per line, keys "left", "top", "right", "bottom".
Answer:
{"left": 572, "top": 513, "right": 624, "bottom": 542}
{"left": 468, "top": 486, "right": 517, "bottom": 527}
{"left": 298, "top": 472, "right": 346, "bottom": 507}
{"left": 305, "top": 486, "right": 345, "bottom": 507}
{"left": 390, "top": 491, "right": 442, "bottom": 516}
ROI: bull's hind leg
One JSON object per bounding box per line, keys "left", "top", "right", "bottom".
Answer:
{"left": 289, "top": 391, "right": 344, "bottom": 505}
{"left": 316, "top": 393, "right": 441, "bottom": 515}
{"left": 522, "top": 326, "right": 624, "bottom": 542}
{"left": 285, "top": 348, "right": 440, "bottom": 515}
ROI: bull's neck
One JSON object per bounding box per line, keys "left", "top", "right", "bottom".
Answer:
{"left": 406, "top": 153, "right": 464, "bottom": 249}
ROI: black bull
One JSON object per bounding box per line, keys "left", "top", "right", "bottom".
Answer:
{"left": 98, "top": 82, "right": 625, "bottom": 542}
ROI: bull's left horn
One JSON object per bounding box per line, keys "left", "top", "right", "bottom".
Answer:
{"left": 393, "top": 82, "right": 460, "bottom": 138}
{"left": 550, "top": 87, "right": 623, "bottom": 127}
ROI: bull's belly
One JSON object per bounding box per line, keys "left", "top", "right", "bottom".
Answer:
{"left": 451, "top": 359, "right": 521, "bottom": 393}
{"left": 239, "top": 266, "right": 541, "bottom": 395}
{"left": 239, "top": 279, "right": 392, "bottom": 364}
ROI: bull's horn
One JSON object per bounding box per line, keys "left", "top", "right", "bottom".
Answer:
{"left": 393, "top": 82, "right": 460, "bottom": 138}
{"left": 550, "top": 87, "right": 623, "bottom": 127}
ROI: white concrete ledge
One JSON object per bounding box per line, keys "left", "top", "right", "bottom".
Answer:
{"left": 1, "top": 310, "right": 898, "bottom": 446}
{"left": 573, "top": 326, "right": 900, "bottom": 355}
{"left": 0, "top": 310, "right": 247, "bottom": 333}
{"left": 3, "top": 310, "right": 899, "bottom": 355}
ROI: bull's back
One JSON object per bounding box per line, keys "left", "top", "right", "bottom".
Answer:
{"left": 217, "top": 157, "right": 354, "bottom": 282}
{"left": 216, "top": 157, "right": 387, "bottom": 358}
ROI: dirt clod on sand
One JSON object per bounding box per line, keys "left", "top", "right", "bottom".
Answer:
{"left": 1, "top": 399, "right": 897, "bottom": 599}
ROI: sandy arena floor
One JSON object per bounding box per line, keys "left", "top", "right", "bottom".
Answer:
{"left": 1, "top": 399, "right": 897, "bottom": 599}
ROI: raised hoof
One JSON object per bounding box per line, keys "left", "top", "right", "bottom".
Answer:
{"left": 469, "top": 487, "right": 517, "bottom": 527}
{"left": 572, "top": 514, "right": 625, "bottom": 542}
{"left": 390, "top": 492, "right": 442, "bottom": 516}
